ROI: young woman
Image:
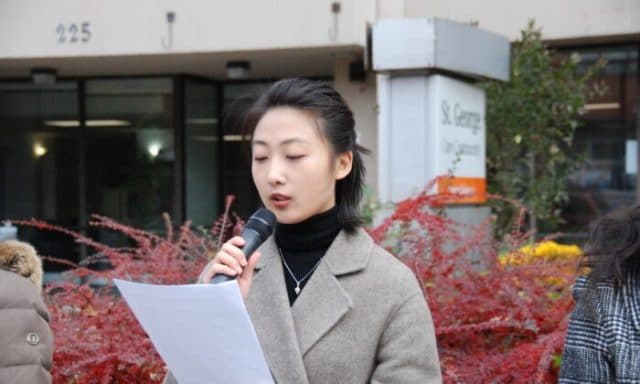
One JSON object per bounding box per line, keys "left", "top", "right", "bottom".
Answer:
{"left": 559, "top": 205, "right": 640, "bottom": 383}
{"left": 165, "top": 78, "right": 441, "bottom": 383}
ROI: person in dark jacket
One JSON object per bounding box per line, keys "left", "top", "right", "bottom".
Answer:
{"left": 0, "top": 240, "right": 53, "bottom": 384}
{"left": 559, "top": 205, "right": 640, "bottom": 383}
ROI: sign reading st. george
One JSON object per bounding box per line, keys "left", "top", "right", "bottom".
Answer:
{"left": 441, "top": 100, "right": 483, "bottom": 135}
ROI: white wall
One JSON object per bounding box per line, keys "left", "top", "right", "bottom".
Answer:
{"left": 398, "top": 0, "right": 640, "bottom": 42}
{"left": 333, "top": 59, "right": 378, "bottom": 195}
{"left": 2, "top": 0, "right": 636, "bottom": 59}
{"left": 0, "top": 0, "right": 374, "bottom": 59}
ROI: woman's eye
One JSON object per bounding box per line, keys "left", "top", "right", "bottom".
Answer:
{"left": 286, "top": 154, "right": 305, "bottom": 160}
{"left": 253, "top": 156, "right": 268, "bottom": 162}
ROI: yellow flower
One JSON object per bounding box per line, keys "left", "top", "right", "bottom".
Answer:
{"left": 499, "top": 241, "right": 582, "bottom": 266}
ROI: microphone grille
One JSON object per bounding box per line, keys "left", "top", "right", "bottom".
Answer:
{"left": 245, "top": 208, "right": 276, "bottom": 239}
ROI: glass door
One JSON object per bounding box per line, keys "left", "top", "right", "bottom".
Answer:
{"left": 0, "top": 81, "right": 81, "bottom": 270}
{"left": 185, "top": 78, "right": 221, "bottom": 226}
{"left": 84, "top": 78, "right": 175, "bottom": 244}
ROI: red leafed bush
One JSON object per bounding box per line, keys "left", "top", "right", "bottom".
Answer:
{"left": 15, "top": 192, "right": 577, "bottom": 383}
{"left": 370, "top": 190, "right": 578, "bottom": 383}
{"left": 14, "top": 197, "right": 244, "bottom": 384}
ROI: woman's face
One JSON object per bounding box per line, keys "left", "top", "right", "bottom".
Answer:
{"left": 251, "top": 107, "right": 352, "bottom": 224}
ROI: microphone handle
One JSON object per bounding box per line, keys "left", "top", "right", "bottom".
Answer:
{"left": 210, "top": 228, "right": 263, "bottom": 284}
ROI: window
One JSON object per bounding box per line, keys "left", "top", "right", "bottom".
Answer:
{"left": 560, "top": 46, "right": 639, "bottom": 232}
{"left": 0, "top": 81, "right": 81, "bottom": 269}
{"left": 0, "top": 77, "right": 223, "bottom": 273}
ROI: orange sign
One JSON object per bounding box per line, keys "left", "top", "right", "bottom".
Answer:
{"left": 436, "top": 176, "right": 486, "bottom": 204}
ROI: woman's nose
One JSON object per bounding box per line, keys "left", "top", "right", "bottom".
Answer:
{"left": 267, "top": 159, "right": 285, "bottom": 185}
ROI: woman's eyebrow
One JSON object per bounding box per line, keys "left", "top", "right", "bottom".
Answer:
{"left": 251, "top": 140, "right": 268, "bottom": 147}
{"left": 251, "top": 138, "right": 310, "bottom": 147}
{"left": 281, "top": 138, "right": 309, "bottom": 146}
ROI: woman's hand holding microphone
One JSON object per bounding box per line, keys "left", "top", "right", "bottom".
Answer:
{"left": 198, "top": 208, "right": 276, "bottom": 299}
{"left": 199, "top": 236, "right": 262, "bottom": 299}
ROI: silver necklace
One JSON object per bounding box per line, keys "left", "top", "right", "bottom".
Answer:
{"left": 278, "top": 248, "right": 323, "bottom": 295}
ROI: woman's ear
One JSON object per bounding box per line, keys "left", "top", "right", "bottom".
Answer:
{"left": 335, "top": 151, "right": 353, "bottom": 180}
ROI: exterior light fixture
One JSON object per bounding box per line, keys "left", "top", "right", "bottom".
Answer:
{"left": 226, "top": 61, "right": 251, "bottom": 79}
{"left": 31, "top": 68, "right": 57, "bottom": 86}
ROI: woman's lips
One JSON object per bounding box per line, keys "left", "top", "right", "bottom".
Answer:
{"left": 270, "top": 193, "right": 292, "bottom": 208}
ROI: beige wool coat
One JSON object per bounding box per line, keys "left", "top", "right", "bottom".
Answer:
{"left": 165, "top": 228, "right": 442, "bottom": 383}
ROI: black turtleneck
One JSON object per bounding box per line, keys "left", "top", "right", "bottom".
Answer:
{"left": 275, "top": 206, "right": 341, "bottom": 305}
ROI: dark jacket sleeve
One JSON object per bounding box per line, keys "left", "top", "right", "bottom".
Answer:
{"left": 559, "top": 276, "right": 614, "bottom": 384}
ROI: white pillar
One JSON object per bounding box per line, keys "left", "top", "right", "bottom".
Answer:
{"left": 372, "top": 18, "right": 510, "bottom": 225}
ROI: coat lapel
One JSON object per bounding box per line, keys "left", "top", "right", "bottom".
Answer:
{"left": 291, "top": 229, "right": 373, "bottom": 356}
{"left": 291, "top": 261, "right": 351, "bottom": 356}
{"left": 246, "top": 229, "right": 374, "bottom": 378}
{"left": 245, "top": 237, "right": 309, "bottom": 384}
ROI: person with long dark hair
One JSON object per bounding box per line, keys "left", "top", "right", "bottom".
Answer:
{"left": 560, "top": 205, "right": 640, "bottom": 382}
{"left": 164, "top": 78, "right": 441, "bottom": 383}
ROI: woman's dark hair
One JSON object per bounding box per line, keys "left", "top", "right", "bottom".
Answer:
{"left": 581, "top": 205, "right": 640, "bottom": 286}
{"left": 240, "top": 78, "right": 369, "bottom": 233}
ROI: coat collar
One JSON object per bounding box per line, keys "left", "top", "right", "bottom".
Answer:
{"left": 247, "top": 228, "right": 374, "bottom": 382}
{"left": 255, "top": 228, "right": 373, "bottom": 275}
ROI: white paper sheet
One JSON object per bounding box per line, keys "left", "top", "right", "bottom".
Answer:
{"left": 113, "top": 279, "right": 274, "bottom": 384}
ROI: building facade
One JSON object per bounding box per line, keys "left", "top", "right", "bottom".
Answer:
{"left": 0, "top": 0, "right": 638, "bottom": 269}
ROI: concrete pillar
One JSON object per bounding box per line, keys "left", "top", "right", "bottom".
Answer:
{"left": 372, "top": 18, "right": 510, "bottom": 227}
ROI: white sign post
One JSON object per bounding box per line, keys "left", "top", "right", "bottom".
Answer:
{"left": 373, "top": 18, "right": 510, "bottom": 227}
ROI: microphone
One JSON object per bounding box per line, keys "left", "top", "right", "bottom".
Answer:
{"left": 210, "top": 208, "right": 276, "bottom": 284}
